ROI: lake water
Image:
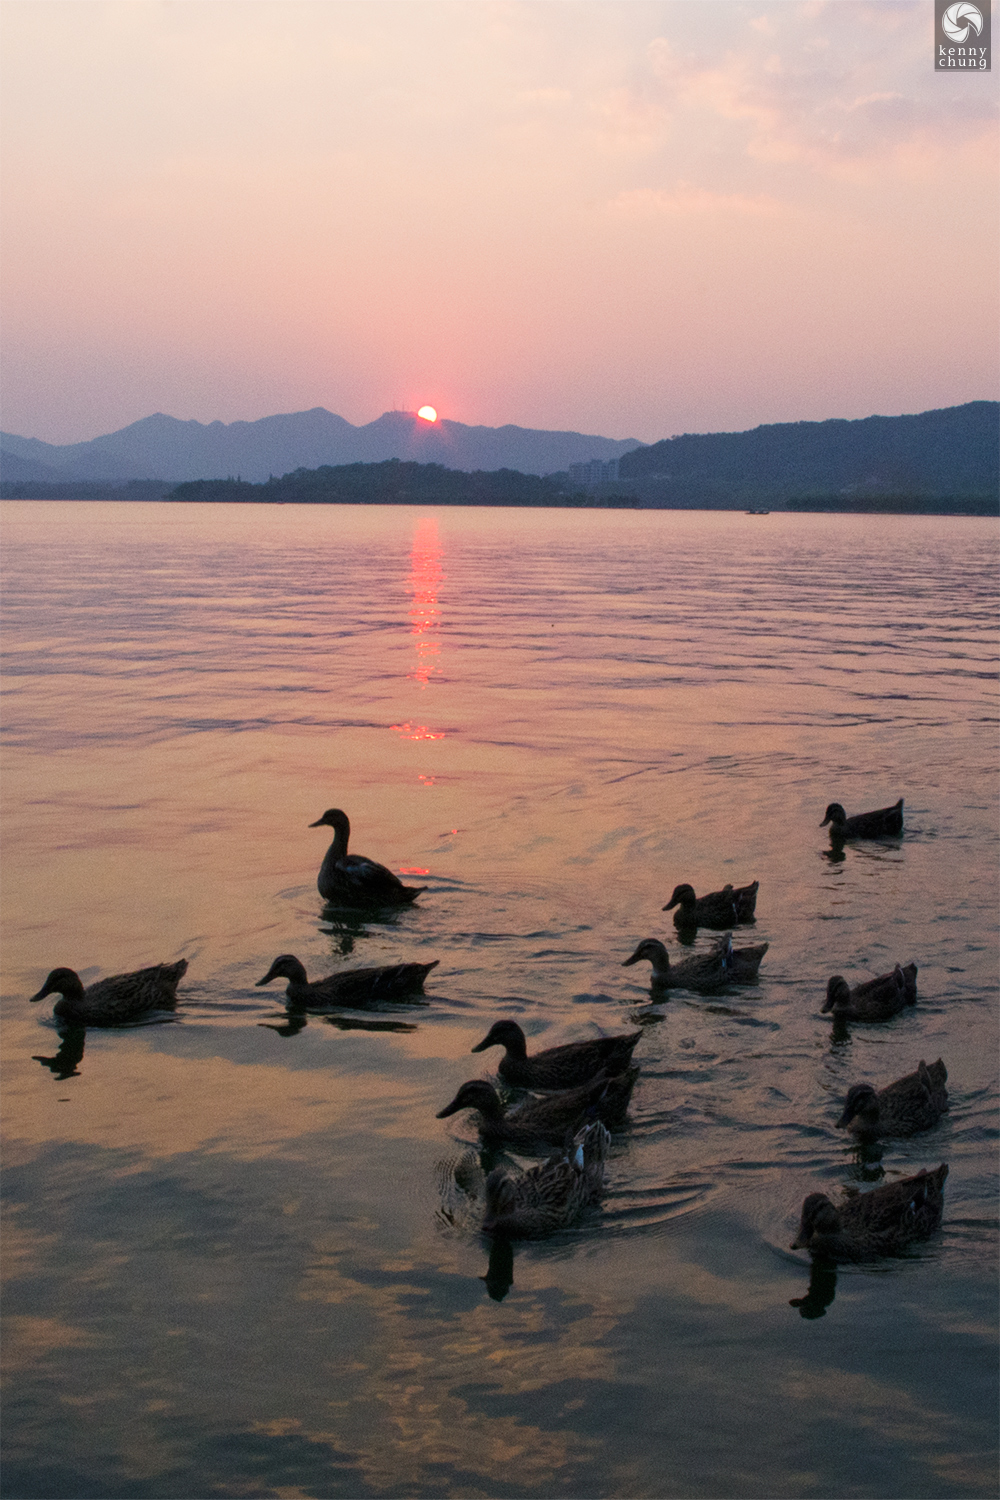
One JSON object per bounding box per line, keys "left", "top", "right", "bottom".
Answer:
{"left": 1, "top": 500, "right": 997, "bottom": 1500}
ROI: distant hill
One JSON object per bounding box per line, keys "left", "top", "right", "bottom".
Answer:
{"left": 619, "top": 402, "right": 998, "bottom": 509}
{"left": 167, "top": 460, "right": 635, "bottom": 508}
{"left": 0, "top": 408, "right": 643, "bottom": 485}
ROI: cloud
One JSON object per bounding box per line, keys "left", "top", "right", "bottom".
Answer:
{"left": 641, "top": 6, "right": 998, "bottom": 179}
{"left": 610, "top": 183, "right": 784, "bottom": 217}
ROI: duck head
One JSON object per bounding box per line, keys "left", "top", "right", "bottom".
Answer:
{"left": 256, "top": 955, "right": 308, "bottom": 987}
{"left": 31, "top": 968, "right": 85, "bottom": 1002}
{"left": 472, "top": 1020, "right": 528, "bottom": 1057}
{"left": 309, "top": 808, "right": 350, "bottom": 832}
{"left": 662, "top": 884, "right": 696, "bottom": 913}
{"left": 822, "top": 976, "right": 852, "bottom": 1014}
{"left": 436, "top": 1080, "right": 505, "bottom": 1122}
{"left": 791, "top": 1193, "right": 842, "bottom": 1250}
{"left": 622, "top": 939, "right": 670, "bottom": 972}
{"left": 837, "top": 1083, "right": 879, "bottom": 1129}
{"left": 820, "top": 803, "right": 847, "bottom": 829}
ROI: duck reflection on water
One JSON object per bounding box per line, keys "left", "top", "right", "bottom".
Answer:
{"left": 789, "top": 1260, "right": 839, "bottom": 1320}
{"left": 32, "top": 1026, "right": 86, "bottom": 1080}
{"left": 259, "top": 1011, "right": 419, "bottom": 1038}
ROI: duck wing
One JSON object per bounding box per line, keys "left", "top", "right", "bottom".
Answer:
{"left": 79, "top": 961, "right": 187, "bottom": 1022}
{"left": 302, "top": 960, "right": 439, "bottom": 1007}
{"left": 500, "top": 1031, "right": 641, "bottom": 1091}
{"left": 322, "top": 853, "right": 425, "bottom": 907}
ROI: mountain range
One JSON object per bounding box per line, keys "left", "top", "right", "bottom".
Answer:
{"left": 619, "top": 401, "right": 998, "bottom": 506}
{"left": 1, "top": 401, "right": 995, "bottom": 510}
{"left": 0, "top": 408, "right": 642, "bottom": 485}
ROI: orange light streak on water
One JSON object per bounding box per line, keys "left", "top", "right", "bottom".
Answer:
{"left": 407, "top": 516, "right": 444, "bottom": 690}
{"left": 391, "top": 516, "right": 447, "bottom": 769}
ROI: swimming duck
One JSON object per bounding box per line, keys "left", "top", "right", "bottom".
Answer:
{"left": 309, "top": 808, "right": 425, "bottom": 907}
{"left": 482, "top": 1121, "right": 611, "bottom": 1238}
{"left": 622, "top": 937, "right": 730, "bottom": 993}
{"left": 662, "top": 880, "right": 759, "bottom": 930}
{"left": 710, "top": 934, "right": 769, "bottom": 982}
{"left": 30, "top": 960, "right": 188, "bottom": 1026}
{"left": 821, "top": 798, "right": 904, "bottom": 840}
{"left": 256, "top": 953, "right": 438, "bottom": 1007}
{"left": 821, "top": 962, "right": 918, "bottom": 1022}
{"left": 837, "top": 1060, "right": 948, "bottom": 1141}
{"left": 471, "top": 1019, "right": 642, "bottom": 1092}
{"left": 436, "top": 1070, "right": 637, "bottom": 1152}
{"left": 790, "top": 1164, "right": 948, "bottom": 1260}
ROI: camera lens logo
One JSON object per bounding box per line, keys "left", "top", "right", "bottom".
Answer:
{"left": 942, "top": 2, "right": 984, "bottom": 41}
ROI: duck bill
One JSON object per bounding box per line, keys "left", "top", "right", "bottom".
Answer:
{"left": 255, "top": 965, "right": 282, "bottom": 987}
{"left": 621, "top": 950, "right": 643, "bottom": 967}
{"left": 29, "top": 988, "right": 48, "bottom": 1003}
{"left": 662, "top": 898, "right": 678, "bottom": 912}
{"left": 470, "top": 1030, "right": 496, "bottom": 1053}
{"left": 835, "top": 1106, "right": 857, "bottom": 1128}
{"left": 308, "top": 817, "right": 327, "bottom": 827}
{"left": 789, "top": 1233, "right": 810, "bottom": 1250}
{"left": 435, "top": 1094, "right": 463, "bottom": 1119}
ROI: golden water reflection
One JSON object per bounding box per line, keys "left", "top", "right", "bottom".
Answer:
{"left": 390, "top": 516, "right": 446, "bottom": 758}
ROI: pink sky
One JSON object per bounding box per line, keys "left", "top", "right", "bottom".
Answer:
{"left": 2, "top": 0, "right": 997, "bottom": 445}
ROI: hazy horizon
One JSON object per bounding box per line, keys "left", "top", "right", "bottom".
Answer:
{"left": 2, "top": 1, "right": 998, "bottom": 446}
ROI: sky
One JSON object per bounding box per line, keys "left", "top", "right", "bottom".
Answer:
{"left": 1, "top": 0, "right": 997, "bottom": 445}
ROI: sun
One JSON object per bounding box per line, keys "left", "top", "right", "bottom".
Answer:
{"left": 417, "top": 405, "right": 438, "bottom": 423}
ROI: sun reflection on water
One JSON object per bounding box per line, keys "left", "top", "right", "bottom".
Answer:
{"left": 390, "top": 515, "right": 446, "bottom": 763}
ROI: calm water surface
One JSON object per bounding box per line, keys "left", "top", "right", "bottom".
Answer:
{"left": 1, "top": 502, "right": 997, "bottom": 1500}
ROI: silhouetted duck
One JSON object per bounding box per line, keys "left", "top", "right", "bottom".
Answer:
{"left": 309, "top": 808, "right": 425, "bottom": 906}
{"left": 622, "top": 937, "right": 730, "bottom": 993}
{"left": 822, "top": 962, "right": 918, "bottom": 1022}
{"left": 821, "top": 798, "right": 904, "bottom": 839}
{"left": 663, "top": 880, "right": 758, "bottom": 930}
{"left": 837, "top": 1061, "right": 948, "bottom": 1141}
{"left": 256, "top": 954, "right": 438, "bottom": 1007}
{"left": 436, "top": 1070, "right": 637, "bottom": 1151}
{"left": 30, "top": 960, "right": 188, "bottom": 1026}
{"left": 482, "top": 1121, "right": 610, "bottom": 1238}
{"left": 710, "top": 934, "right": 769, "bottom": 982}
{"left": 471, "top": 1019, "right": 641, "bottom": 1091}
{"left": 790, "top": 1164, "right": 948, "bottom": 1259}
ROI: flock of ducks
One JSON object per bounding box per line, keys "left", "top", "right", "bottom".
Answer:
{"left": 30, "top": 797, "right": 949, "bottom": 1260}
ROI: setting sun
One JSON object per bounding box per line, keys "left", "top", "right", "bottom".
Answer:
{"left": 417, "top": 405, "right": 438, "bottom": 422}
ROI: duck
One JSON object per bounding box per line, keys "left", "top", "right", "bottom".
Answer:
{"left": 710, "top": 933, "right": 769, "bottom": 983}
{"left": 30, "top": 960, "right": 188, "bottom": 1026}
{"left": 662, "top": 880, "right": 759, "bottom": 930}
{"left": 471, "top": 1019, "right": 641, "bottom": 1092}
{"left": 309, "top": 808, "right": 425, "bottom": 907}
{"left": 256, "top": 953, "right": 438, "bottom": 1007}
{"left": 436, "top": 1070, "right": 637, "bottom": 1152}
{"left": 837, "top": 1060, "right": 948, "bottom": 1141}
{"left": 821, "top": 962, "right": 918, "bottom": 1022}
{"left": 790, "top": 1164, "right": 948, "bottom": 1260}
{"left": 820, "top": 798, "right": 904, "bottom": 840}
{"left": 482, "top": 1120, "right": 611, "bottom": 1238}
{"left": 622, "top": 937, "right": 730, "bottom": 993}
